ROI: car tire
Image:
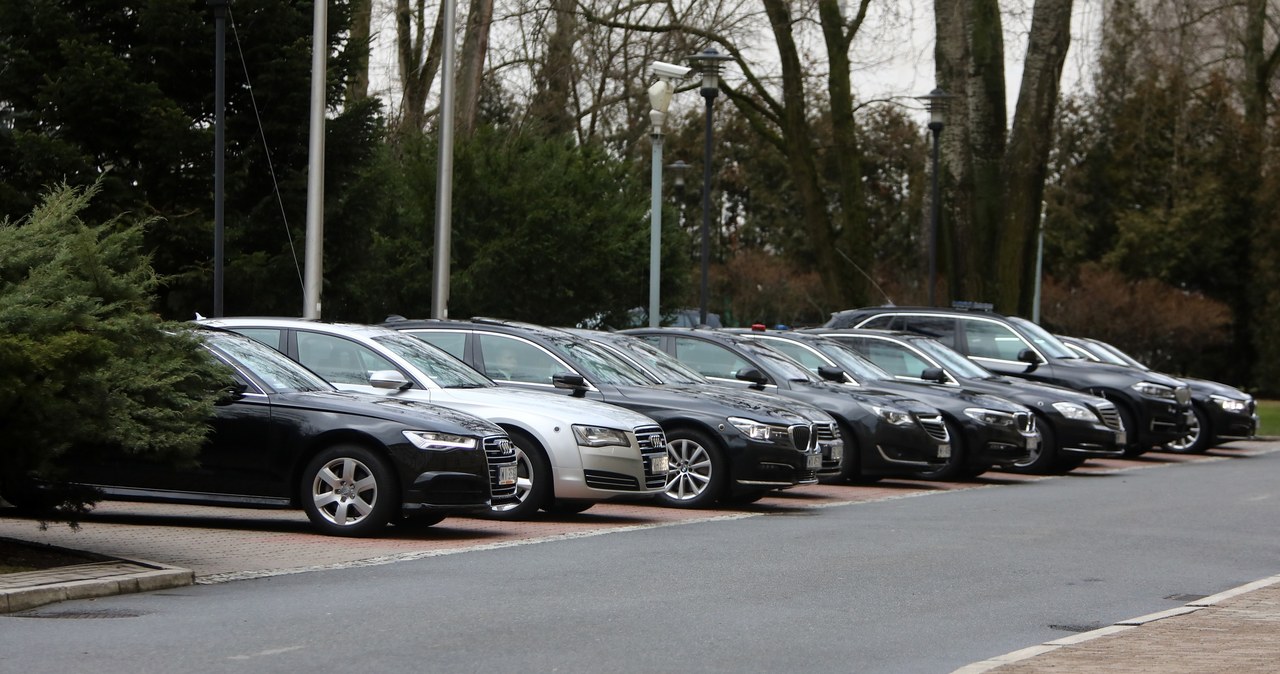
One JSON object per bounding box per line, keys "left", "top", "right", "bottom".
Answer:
{"left": 911, "top": 419, "right": 972, "bottom": 481}
{"left": 1163, "top": 404, "right": 1211, "bottom": 454}
{"left": 543, "top": 499, "right": 593, "bottom": 515}
{"left": 1006, "top": 414, "right": 1058, "bottom": 475}
{"left": 656, "top": 428, "right": 727, "bottom": 508}
{"left": 487, "top": 431, "right": 551, "bottom": 520}
{"left": 822, "top": 422, "right": 879, "bottom": 484}
{"left": 301, "top": 444, "right": 398, "bottom": 537}
{"left": 1115, "top": 404, "right": 1147, "bottom": 457}
{"left": 394, "top": 513, "right": 447, "bottom": 529}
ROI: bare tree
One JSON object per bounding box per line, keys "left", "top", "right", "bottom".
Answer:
{"left": 394, "top": 0, "right": 444, "bottom": 134}
{"left": 456, "top": 0, "right": 495, "bottom": 137}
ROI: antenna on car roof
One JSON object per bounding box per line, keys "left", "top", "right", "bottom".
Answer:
{"left": 835, "top": 248, "right": 894, "bottom": 305}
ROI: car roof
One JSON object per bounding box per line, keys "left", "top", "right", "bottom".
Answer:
{"left": 202, "top": 317, "right": 402, "bottom": 340}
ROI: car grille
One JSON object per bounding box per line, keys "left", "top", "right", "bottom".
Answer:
{"left": 1093, "top": 400, "right": 1123, "bottom": 431}
{"left": 484, "top": 435, "right": 519, "bottom": 501}
{"left": 788, "top": 424, "right": 815, "bottom": 452}
{"left": 816, "top": 422, "right": 842, "bottom": 470}
{"left": 1015, "top": 411, "right": 1035, "bottom": 434}
{"left": 636, "top": 425, "right": 669, "bottom": 489}
{"left": 584, "top": 470, "right": 639, "bottom": 491}
{"left": 915, "top": 414, "right": 950, "bottom": 442}
{"left": 1175, "top": 386, "right": 1192, "bottom": 405}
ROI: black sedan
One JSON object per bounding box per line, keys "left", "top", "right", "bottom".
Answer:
{"left": 381, "top": 317, "right": 824, "bottom": 508}
{"left": 7, "top": 329, "right": 519, "bottom": 537}
{"left": 809, "top": 329, "right": 1126, "bottom": 473}
{"left": 624, "top": 328, "right": 1039, "bottom": 481}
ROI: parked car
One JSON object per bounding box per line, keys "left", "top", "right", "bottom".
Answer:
{"left": 381, "top": 317, "right": 823, "bottom": 507}
{"left": 804, "top": 328, "right": 1126, "bottom": 473}
{"left": 1, "top": 328, "right": 518, "bottom": 537}
{"left": 203, "top": 318, "right": 670, "bottom": 519}
{"left": 562, "top": 328, "right": 846, "bottom": 481}
{"left": 1057, "top": 335, "right": 1257, "bottom": 454}
{"left": 824, "top": 306, "right": 1193, "bottom": 456}
{"left": 623, "top": 327, "right": 1039, "bottom": 481}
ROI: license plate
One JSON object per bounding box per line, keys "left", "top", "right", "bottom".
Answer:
{"left": 938, "top": 444, "right": 951, "bottom": 459}
{"left": 1115, "top": 431, "right": 1127, "bottom": 446}
{"left": 806, "top": 453, "right": 822, "bottom": 469}
{"left": 498, "top": 464, "right": 518, "bottom": 486}
{"left": 651, "top": 455, "right": 669, "bottom": 473}
{"left": 829, "top": 446, "right": 843, "bottom": 462}
{"left": 1025, "top": 435, "right": 1040, "bottom": 450}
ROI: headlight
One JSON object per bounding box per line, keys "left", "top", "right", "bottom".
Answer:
{"left": 869, "top": 404, "right": 914, "bottom": 426}
{"left": 963, "top": 408, "right": 1016, "bottom": 427}
{"left": 402, "top": 431, "right": 478, "bottom": 450}
{"left": 728, "top": 417, "right": 785, "bottom": 443}
{"left": 1131, "top": 381, "right": 1175, "bottom": 400}
{"left": 573, "top": 425, "right": 631, "bottom": 448}
{"left": 1211, "top": 395, "right": 1247, "bottom": 413}
{"left": 1051, "top": 401, "right": 1099, "bottom": 422}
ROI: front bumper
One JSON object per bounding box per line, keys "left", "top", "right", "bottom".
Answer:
{"left": 555, "top": 426, "right": 671, "bottom": 500}
{"left": 1135, "top": 397, "right": 1193, "bottom": 446}
{"left": 725, "top": 436, "right": 821, "bottom": 488}
{"left": 1206, "top": 401, "right": 1259, "bottom": 441}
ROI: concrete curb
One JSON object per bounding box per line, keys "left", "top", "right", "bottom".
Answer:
{"left": 0, "top": 557, "right": 193, "bottom": 614}
{"left": 951, "top": 573, "right": 1280, "bottom": 673}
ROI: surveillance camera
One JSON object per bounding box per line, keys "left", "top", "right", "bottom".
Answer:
{"left": 649, "top": 61, "right": 692, "bottom": 80}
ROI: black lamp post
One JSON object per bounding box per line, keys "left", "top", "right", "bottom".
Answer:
{"left": 667, "top": 159, "right": 689, "bottom": 225}
{"left": 209, "top": 0, "right": 228, "bottom": 317}
{"left": 916, "top": 87, "right": 951, "bottom": 307}
{"left": 688, "top": 48, "right": 732, "bottom": 327}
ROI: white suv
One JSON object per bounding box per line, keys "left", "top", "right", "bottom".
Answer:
{"left": 202, "top": 318, "right": 669, "bottom": 519}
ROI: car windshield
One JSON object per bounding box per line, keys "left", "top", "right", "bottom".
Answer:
{"left": 1007, "top": 316, "right": 1079, "bottom": 359}
{"left": 548, "top": 335, "right": 656, "bottom": 386}
{"left": 810, "top": 340, "right": 895, "bottom": 382}
{"left": 205, "top": 331, "right": 334, "bottom": 393}
{"left": 371, "top": 332, "right": 493, "bottom": 388}
{"left": 1092, "top": 340, "right": 1149, "bottom": 369}
{"left": 740, "top": 341, "right": 821, "bottom": 382}
{"left": 593, "top": 336, "right": 705, "bottom": 385}
{"left": 910, "top": 337, "right": 994, "bottom": 378}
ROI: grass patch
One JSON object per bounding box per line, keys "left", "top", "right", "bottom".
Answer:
{"left": 1256, "top": 400, "right": 1280, "bottom": 437}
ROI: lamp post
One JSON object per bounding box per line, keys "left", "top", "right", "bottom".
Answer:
{"left": 647, "top": 63, "right": 688, "bottom": 327}
{"left": 916, "top": 87, "right": 951, "bottom": 307}
{"left": 208, "top": 0, "right": 227, "bottom": 317}
{"left": 688, "top": 48, "right": 732, "bottom": 327}
{"left": 667, "top": 159, "right": 689, "bottom": 231}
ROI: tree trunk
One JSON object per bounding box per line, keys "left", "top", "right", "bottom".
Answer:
{"left": 395, "top": 0, "right": 444, "bottom": 135}
{"left": 997, "top": 0, "right": 1073, "bottom": 315}
{"left": 456, "top": 0, "right": 494, "bottom": 138}
{"left": 529, "top": 0, "right": 578, "bottom": 136}
{"left": 935, "top": 0, "right": 1006, "bottom": 306}
{"left": 344, "top": 0, "right": 372, "bottom": 105}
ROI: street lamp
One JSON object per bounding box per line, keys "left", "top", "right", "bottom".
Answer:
{"left": 688, "top": 47, "right": 732, "bottom": 327}
{"left": 667, "top": 159, "right": 689, "bottom": 230}
{"left": 916, "top": 87, "right": 951, "bottom": 307}
{"left": 646, "top": 61, "right": 691, "bottom": 328}
{"left": 208, "top": 0, "right": 228, "bottom": 318}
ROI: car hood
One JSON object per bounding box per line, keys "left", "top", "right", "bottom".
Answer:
{"left": 425, "top": 386, "right": 660, "bottom": 428}
{"left": 612, "top": 383, "right": 810, "bottom": 425}
{"left": 959, "top": 376, "right": 1105, "bottom": 409}
{"left": 274, "top": 390, "right": 505, "bottom": 436}
{"left": 1049, "top": 357, "right": 1187, "bottom": 389}
{"left": 866, "top": 379, "right": 1030, "bottom": 414}
{"left": 1181, "top": 377, "right": 1251, "bottom": 401}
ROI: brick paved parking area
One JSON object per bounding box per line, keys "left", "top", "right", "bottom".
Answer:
{"left": 0, "top": 443, "right": 1269, "bottom": 585}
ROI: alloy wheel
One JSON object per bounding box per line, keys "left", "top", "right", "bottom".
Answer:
{"left": 310, "top": 456, "right": 379, "bottom": 527}
{"left": 664, "top": 438, "right": 713, "bottom": 501}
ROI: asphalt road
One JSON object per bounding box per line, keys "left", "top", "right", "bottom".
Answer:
{"left": 2, "top": 447, "right": 1278, "bottom": 674}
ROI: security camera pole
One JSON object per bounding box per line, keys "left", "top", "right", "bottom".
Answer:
{"left": 647, "top": 62, "right": 690, "bottom": 327}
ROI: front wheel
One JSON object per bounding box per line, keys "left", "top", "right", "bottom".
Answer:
{"left": 487, "top": 433, "right": 551, "bottom": 520}
{"left": 656, "top": 428, "right": 727, "bottom": 508}
{"left": 543, "top": 499, "right": 593, "bottom": 515}
{"left": 1163, "top": 404, "right": 1211, "bottom": 454}
{"left": 1116, "top": 404, "right": 1147, "bottom": 457}
{"left": 300, "top": 445, "right": 397, "bottom": 537}
{"left": 1006, "top": 416, "right": 1058, "bottom": 475}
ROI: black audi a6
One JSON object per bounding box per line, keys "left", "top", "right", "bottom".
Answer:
{"left": 2, "top": 329, "right": 518, "bottom": 537}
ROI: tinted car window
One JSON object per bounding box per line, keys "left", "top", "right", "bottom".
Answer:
{"left": 1006, "top": 316, "right": 1078, "bottom": 359}
{"left": 550, "top": 336, "right": 654, "bottom": 385}
{"left": 673, "top": 337, "right": 752, "bottom": 379}
{"left": 234, "top": 328, "right": 283, "bottom": 350}
{"left": 754, "top": 337, "right": 828, "bottom": 372}
{"left": 963, "top": 320, "right": 1030, "bottom": 361}
{"left": 297, "top": 332, "right": 397, "bottom": 385}
{"left": 408, "top": 330, "right": 467, "bottom": 360}
{"left": 859, "top": 314, "right": 896, "bottom": 330}
{"left": 478, "top": 334, "right": 572, "bottom": 384}
{"left": 899, "top": 316, "right": 957, "bottom": 348}
{"left": 205, "top": 332, "right": 333, "bottom": 393}
{"left": 372, "top": 333, "right": 493, "bottom": 388}
{"left": 856, "top": 339, "right": 935, "bottom": 379}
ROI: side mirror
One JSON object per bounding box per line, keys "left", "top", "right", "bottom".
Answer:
{"left": 1017, "top": 348, "right": 1042, "bottom": 372}
{"left": 921, "top": 367, "right": 947, "bottom": 383}
{"left": 369, "top": 370, "right": 412, "bottom": 390}
{"left": 552, "top": 373, "right": 589, "bottom": 397}
{"left": 215, "top": 382, "right": 248, "bottom": 406}
{"left": 735, "top": 367, "right": 769, "bottom": 388}
{"left": 817, "top": 366, "right": 846, "bottom": 383}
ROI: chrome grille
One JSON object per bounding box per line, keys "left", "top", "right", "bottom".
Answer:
{"left": 916, "top": 414, "right": 950, "bottom": 442}
{"left": 635, "top": 425, "right": 669, "bottom": 489}
{"left": 1015, "top": 411, "right": 1035, "bottom": 434}
{"left": 1174, "top": 386, "right": 1192, "bottom": 405}
{"left": 584, "top": 470, "right": 639, "bottom": 491}
{"left": 484, "top": 435, "right": 518, "bottom": 500}
{"left": 788, "top": 424, "right": 815, "bottom": 452}
{"left": 1093, "top": 400, "right": 1123, "bottom": 431}
{"left": 816, "top": 422, "right": 842, "bottom": 470}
